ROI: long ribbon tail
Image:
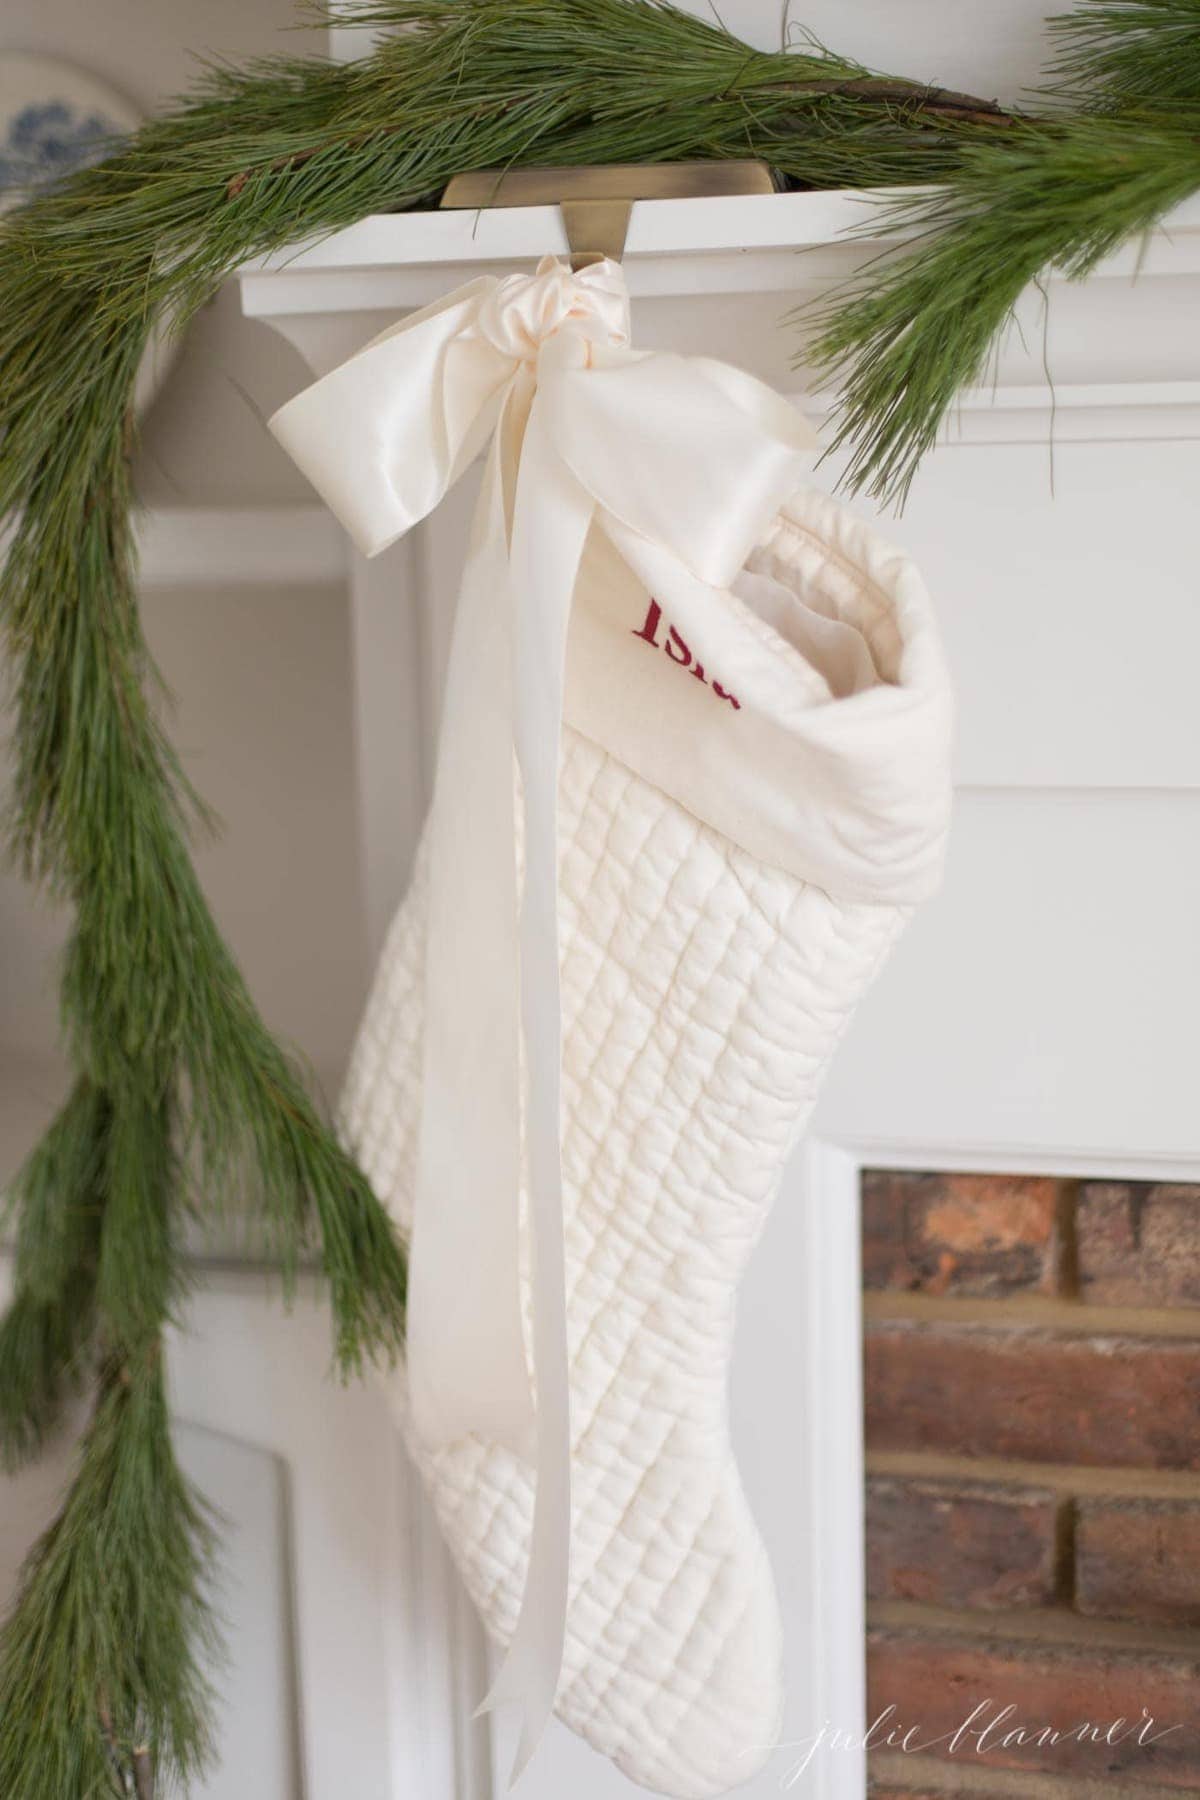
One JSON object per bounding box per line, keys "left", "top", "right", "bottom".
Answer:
{"left": 474, "top": 393, "right": 596, "bottom": 1786}
{"left": 407, "top": 430, "right": 535, "bottom": 1452}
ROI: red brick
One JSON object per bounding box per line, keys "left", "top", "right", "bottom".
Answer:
{"left": 862, "top": 1171, "right": 1061, "bottom": 1297}
{"left": 1077, "top": 1184, "right": 1200, "bottom": 1309}
{"left": 866, "top": 1474, "right": 1060, "bottom": 1609}
{"left": 1076, "top": 1497, "right": 1200, "bottom": 1625}
{"left": 867, "top": 1627, "right": 1200, "bottom": 1786}
{"left": 864, "top": 1321, "right": 1200, "bottom": 1470}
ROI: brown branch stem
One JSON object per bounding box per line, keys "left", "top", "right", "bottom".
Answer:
{"left": 755, "top": 76, "right": 1019, "bottom": 128}
{"left": 223, "top": 76, "right": 1019, "bottom": 201}
{"left": 226, "top": 127, "right": 385, "bottom": 199}
{"left": 132, "top": 1744, "right": 155, "bottom": 1800}
{"left": 97, "top": 1693, "right": 131, "bottom": 1797}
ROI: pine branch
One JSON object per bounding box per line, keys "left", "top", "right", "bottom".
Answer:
{"left": 807, "top": 0, "right": 1200, "bottom": 503}
{"left": 0, "top": 1356, "right": 218, "bottom": 1799}
{"left": 807, "top": 116, "right": 1200, "bottom": 504}
{"left": 0, "top": 1083, "right": 108, "bottom": 1470}
{"left": 1047, "top": 0, "right": 1200, "bottom": 106}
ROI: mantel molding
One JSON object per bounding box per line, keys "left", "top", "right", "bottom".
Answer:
{"left": 239, "top": 187, "right": 1200, "bottom": 413}
{"left": 240, "top": 186, "right": 1200, "bottom": 300}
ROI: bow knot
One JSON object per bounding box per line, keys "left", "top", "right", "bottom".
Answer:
{"left": 476, "top": 253, "right": 630, "bottom": 365}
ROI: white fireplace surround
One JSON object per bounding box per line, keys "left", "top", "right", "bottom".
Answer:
{"left": 223, "top": 186, "right": 1200, "bottom": 1800}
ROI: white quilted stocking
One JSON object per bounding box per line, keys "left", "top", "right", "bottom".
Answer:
{"left": 338, "top": 491, "right": 952, "bottom": 1798}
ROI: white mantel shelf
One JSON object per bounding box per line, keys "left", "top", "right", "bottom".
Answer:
{"left": 240, "top": 184, "right": 1200, "bottom": 303}
{"left": 240, "top": 186, "right": 1200, "bottom": 424}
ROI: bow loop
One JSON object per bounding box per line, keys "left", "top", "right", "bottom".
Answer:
{"left": 537, "top": 343, "right": 818, "bottom": 589}
{"left": 268, "top": 257, "right": 632, "bottom": 560}
{"left": 270, "top": 283, "right": 502, "bottom": 557}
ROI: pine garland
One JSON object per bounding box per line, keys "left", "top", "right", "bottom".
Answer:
{"left": 809, "top": 0, "right": 1200, "bottom": 501}
{"left": 0, "top": 1, "right": 1196, "bottom": 1791}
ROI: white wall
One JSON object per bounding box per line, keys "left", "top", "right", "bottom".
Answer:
{"left": 674, "top": 0, "right": 1055, "bottom": 99}
{"left": 6, "top": 0, "right": 316, "bottom": 502}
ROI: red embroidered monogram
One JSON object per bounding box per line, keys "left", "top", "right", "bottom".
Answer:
{"left": 631, "top": 599, "right": 741, "bottom": 710}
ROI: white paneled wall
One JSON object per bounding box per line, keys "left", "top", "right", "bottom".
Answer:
{"left": 239, "top": 179, "right": 1200, "bottom": 1800}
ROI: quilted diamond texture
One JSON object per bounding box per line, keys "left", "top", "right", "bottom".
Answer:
{"left": 340, "top": 719, "right": 909, "bottom": 1797}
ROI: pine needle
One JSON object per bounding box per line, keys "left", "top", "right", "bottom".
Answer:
{"left": 1046, "top": 0, "right": 1200, "bottom": 106}
{"left": 0, "top": 1083, "right": 107, "bottom": 1471}
{"left": 0, "top": 1360, "right": 219, "bottom": 1798}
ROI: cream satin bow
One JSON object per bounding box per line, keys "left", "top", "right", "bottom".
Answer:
{"left": 269, "top": 255, "right": 815, "bottom": 1783}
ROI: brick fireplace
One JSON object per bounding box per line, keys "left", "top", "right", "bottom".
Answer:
{"left": 860, "top": 1172, "right": 1200, "bottom": 1796}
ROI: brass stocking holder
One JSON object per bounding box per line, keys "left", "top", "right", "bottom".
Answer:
{"left": 440, "top": 159, "right": 776, "bottom": 269}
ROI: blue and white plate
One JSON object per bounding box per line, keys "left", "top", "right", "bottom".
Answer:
{"left": 0, "top": 53, "right": 139, "bottom": 198}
